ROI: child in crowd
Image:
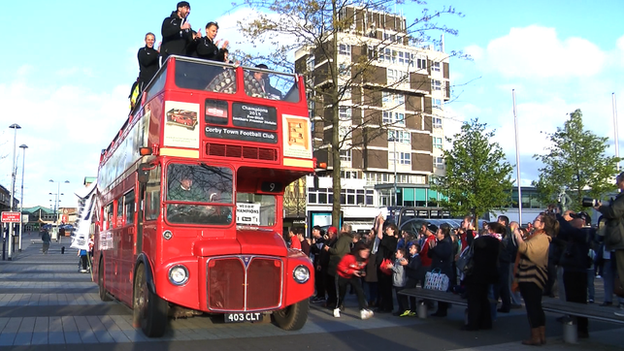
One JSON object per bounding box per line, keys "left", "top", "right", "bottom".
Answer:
{"left": 387, "top": 248, "right": 408, "bottom": 316}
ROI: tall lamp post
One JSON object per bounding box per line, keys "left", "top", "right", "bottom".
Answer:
{"left": 49, "top": 180, "right": 69, "bottom": 225}
{"left": 7, "top": 124, "right": 21, "bottom": 261}
{"left": 18, "top": 144, "right": 28, "bottom": 252}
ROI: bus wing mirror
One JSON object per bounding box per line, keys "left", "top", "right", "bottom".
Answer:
{"left": 138, "top": 163, "right": 151, "bottom": 184}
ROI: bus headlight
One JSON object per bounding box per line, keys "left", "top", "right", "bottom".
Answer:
{"left": 292, "top": 265, "right": 310, "bottom": 284}
{"left": 168, "top": 265, "right": 189, "bottom": 286}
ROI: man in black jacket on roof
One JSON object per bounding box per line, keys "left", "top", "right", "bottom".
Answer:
{"left": 137, "top": 32, "right": 159, "bottom": 92}
{"left": 160, "top": 2, "right": 194, "bottom": 64}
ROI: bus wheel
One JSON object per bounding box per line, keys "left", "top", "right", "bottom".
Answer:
{"left": 133, "top": 263, "right": 168, "bottom": 337}
{"left": 272, "top": 299, "right": 309, "bottom": 331}
{"left": 98, "top": 259, "right": 112, "bottom": 301}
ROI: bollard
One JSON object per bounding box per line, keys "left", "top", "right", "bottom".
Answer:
{"left": 417, "top": 301, "right": 428, "bottom": 319}
{"left": 61, "top": 246, "right": 65, "bottom": 254}
{"left": 562, "top": 316, "right": 578, "bottom": 344}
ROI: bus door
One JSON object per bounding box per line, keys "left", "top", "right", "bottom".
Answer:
{"left": 137, "top": 163, "right": 162, "bottom": 260}
{"left": 120, "top": 190, "right": 136, "bottom": 302}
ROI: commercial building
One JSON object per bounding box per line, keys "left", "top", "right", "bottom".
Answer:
{"left": 291, "top": 6, "right": 451, "bottom": 230}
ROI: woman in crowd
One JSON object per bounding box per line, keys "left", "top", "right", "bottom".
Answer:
{"left": 514, "top": 213, "right": 558, "bottom": 346}
{"left": 428, "top": 223, "right": 454, "bottom": 317}
{"left": 335, "top": 241, "right": 375, "bottom": 319}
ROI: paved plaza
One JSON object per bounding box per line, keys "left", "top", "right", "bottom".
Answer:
{"left": 0, "top": 232, "right": 623, "bottom": 350}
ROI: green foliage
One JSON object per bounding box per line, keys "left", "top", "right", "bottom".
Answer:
{"left": 533, "top": 109, "right": 620, "bottom": 211}
{"left": 432, "top": 119, "right": 513, "bottom": 221}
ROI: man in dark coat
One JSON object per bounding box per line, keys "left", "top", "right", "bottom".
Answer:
{"left": 160, "top": 2, "right": 194, "bottom": 63}
{"left": 464, "top": 222, "right": 502, "bottom": 330}
{"left": 325, "top": 224, "right": 354, "bottom": 311}
{"left": 138, "top": 32, "right": 159, "bottom": 92}
{"left": 556, "top": 211, "right": 593, "bottom": 338}
{"left": 595, "top": 171, "right": 624, "bottom": 318}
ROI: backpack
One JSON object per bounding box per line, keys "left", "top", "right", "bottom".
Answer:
{"left": 456, "top": 244, "right": 474, "bottom": 276}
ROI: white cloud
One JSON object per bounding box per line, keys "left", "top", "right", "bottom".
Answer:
{"left": 473, "top": 25, "right": 607, "bottom": 79}
{"left": 0, "top": 66, "right": 129, "bottom": 207}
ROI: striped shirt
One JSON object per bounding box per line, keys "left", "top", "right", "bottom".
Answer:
{"left": 516, "top": 231, "right": 551, "bottom": 290}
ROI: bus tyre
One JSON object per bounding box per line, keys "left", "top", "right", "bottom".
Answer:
{"left": 272, "top": 299, "right": 309, "bottom": 331}
{"left": 98, "top": 259, "right": 112, "bottom": 301}
{"left": 133, "top": 264, "right": 168, "bottom": 337}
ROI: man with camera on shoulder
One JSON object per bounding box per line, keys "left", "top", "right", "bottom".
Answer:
{"left": 594, "top": 172, "right": 624, "bottom": 317}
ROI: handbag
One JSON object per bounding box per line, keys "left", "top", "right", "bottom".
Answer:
{"left": 424, "top": 268, "right": 449, "bottom": 291}
{"left": 456, "top": 245, "right": 474, "bottom": 275}
{"left": 379, "top": 258, "right": 393, "bottom": 276}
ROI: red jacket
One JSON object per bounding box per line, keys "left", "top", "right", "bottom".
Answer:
{"left": 419, "top": 235, "right": 436, "bottom": 267}
{"left": 336, "top": 253, "right": 368, "bottom": 279}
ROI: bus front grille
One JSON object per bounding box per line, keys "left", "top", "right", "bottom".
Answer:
{"left": 207, "top": 256, "right": 282, "bottom": 311}
{"left": 206, "top": 143, "right": 277, "bottom": 161}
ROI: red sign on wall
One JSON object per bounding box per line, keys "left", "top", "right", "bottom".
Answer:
{"left": 1, "top": 212, "right": 21, "bottom": 223}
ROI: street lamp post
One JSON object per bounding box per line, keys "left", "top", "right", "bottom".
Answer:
{"left": 18, "top": 144, "right": 28, "bottom": 252}
{"left": 7, "top": 124, "right": 21, "bottom": 261}
{"left": 49, "top": 179, "right": 69, "bottom": 225}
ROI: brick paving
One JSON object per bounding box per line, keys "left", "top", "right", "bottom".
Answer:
{"left": 0, "top": 231, "right": 622, "bottom": 350}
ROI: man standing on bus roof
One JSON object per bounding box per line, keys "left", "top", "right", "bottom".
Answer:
{"left": 253, "top": 64, "right": 282, "bottom": 99}
{"left": 160, "top": 1, "right": 194, "bottom": 64}
{"left": 138, "top": 32, "right": 159, "bottom": 92}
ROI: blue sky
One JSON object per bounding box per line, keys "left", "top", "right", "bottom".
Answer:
{"left": 1, "top": 0, "right": 623, "bottom": 208}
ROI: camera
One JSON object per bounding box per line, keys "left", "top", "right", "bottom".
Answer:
{"left": 582, "top": 197, "right": 599, "bottom": 207}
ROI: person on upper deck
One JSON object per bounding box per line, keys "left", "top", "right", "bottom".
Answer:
{"left": 253, "top": 64, "right": 282, "bottom": 99}
{"left": 160, "top": 1, "right": 195, "bottom": 64}
{"left": 138, "top": 32, "right": 159, "bottom": 92}
{"left": 194, "top": 22, "right": 229, "bottom": 62}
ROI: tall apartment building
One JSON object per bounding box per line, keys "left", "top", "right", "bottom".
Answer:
{"left": 291, "top": 6, "right": 450, "bottom": 230}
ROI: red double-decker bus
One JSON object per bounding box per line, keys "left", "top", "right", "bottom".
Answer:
{"left": 92, "top": 56, "right": 315, "bottom": 337}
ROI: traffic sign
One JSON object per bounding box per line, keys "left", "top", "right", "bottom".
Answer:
{"left": 1, "top": 212, "right": 21, "bottom": 223}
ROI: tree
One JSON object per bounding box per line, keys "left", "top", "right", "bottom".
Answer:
{"left": 533, "top": 109, "right": 620, "bottom": 212}
{"left": 432, "top": 119, "right": 513, "bottom": 222}
{"left": 236, "top": 0, "right": 463, "bottom": 226}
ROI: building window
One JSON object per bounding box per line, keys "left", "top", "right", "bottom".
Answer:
{"left": 340, "top": 149, "right": 352, "bottom": 162}
{"left": 433, "top": 137, "right": 443, "bottom": 149}
{"left": 400, "top": 152, "right": 411, "bottom": 165}
{"left": 389, "top": 152, "right": 411, "bottom": 165}
{"left": 433, "top": 98, "right": 442, "bottom": 109}
{"left": 398, "top": 51, "right": 406, "bottom": 65}
{"left": 383, "top": 32, "right": 396, "bottom": 42}
{"left": 340, "top": 170, "right": 357, "bottom": 179}
{"left": 306, "top": 55, "right": 315, "bottom": 71}
{"left": 338, "top": 64, "right": 351, "bottom": 78}
{"left": 339, "top": 106, "right": 351, "bottom": 120}
{"left": 387, "top": 68, "right": 408, "bottom": 84}
{"left": 382, "top": 92, "right": 390, "bottom": 105}
{"left": 383, "top": 112, "right": 405, "bottom": 126}
{"left": 434, "top": 156, "right": 444, "bottom": 168}
{"left": 383, "top": 111, "right": 391, "bottom": 124}
{"left": 432, "top": 61, "right": 441, "bottom": 72}
{"left": 432, "top": 80, "right": 442, "bottom": 91}
{"left": 433, "top": 117, "right": 442, "bottom": 128}
{"left": 388, "top": 130, "right": 410, "bottom": 144}
{"left": 339, "top": 44, "right": 351, "bottom": 56}
{"left": 416, "top": 57, "right": 427, "bottom": 70}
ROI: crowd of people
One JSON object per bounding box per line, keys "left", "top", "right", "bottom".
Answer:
{"left": 285, "top": 172, "right": 624, "bottom": 345}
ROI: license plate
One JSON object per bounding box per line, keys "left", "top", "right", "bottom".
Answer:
{"left": 224, "top": 312, "right": 262, "bottom": 323}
